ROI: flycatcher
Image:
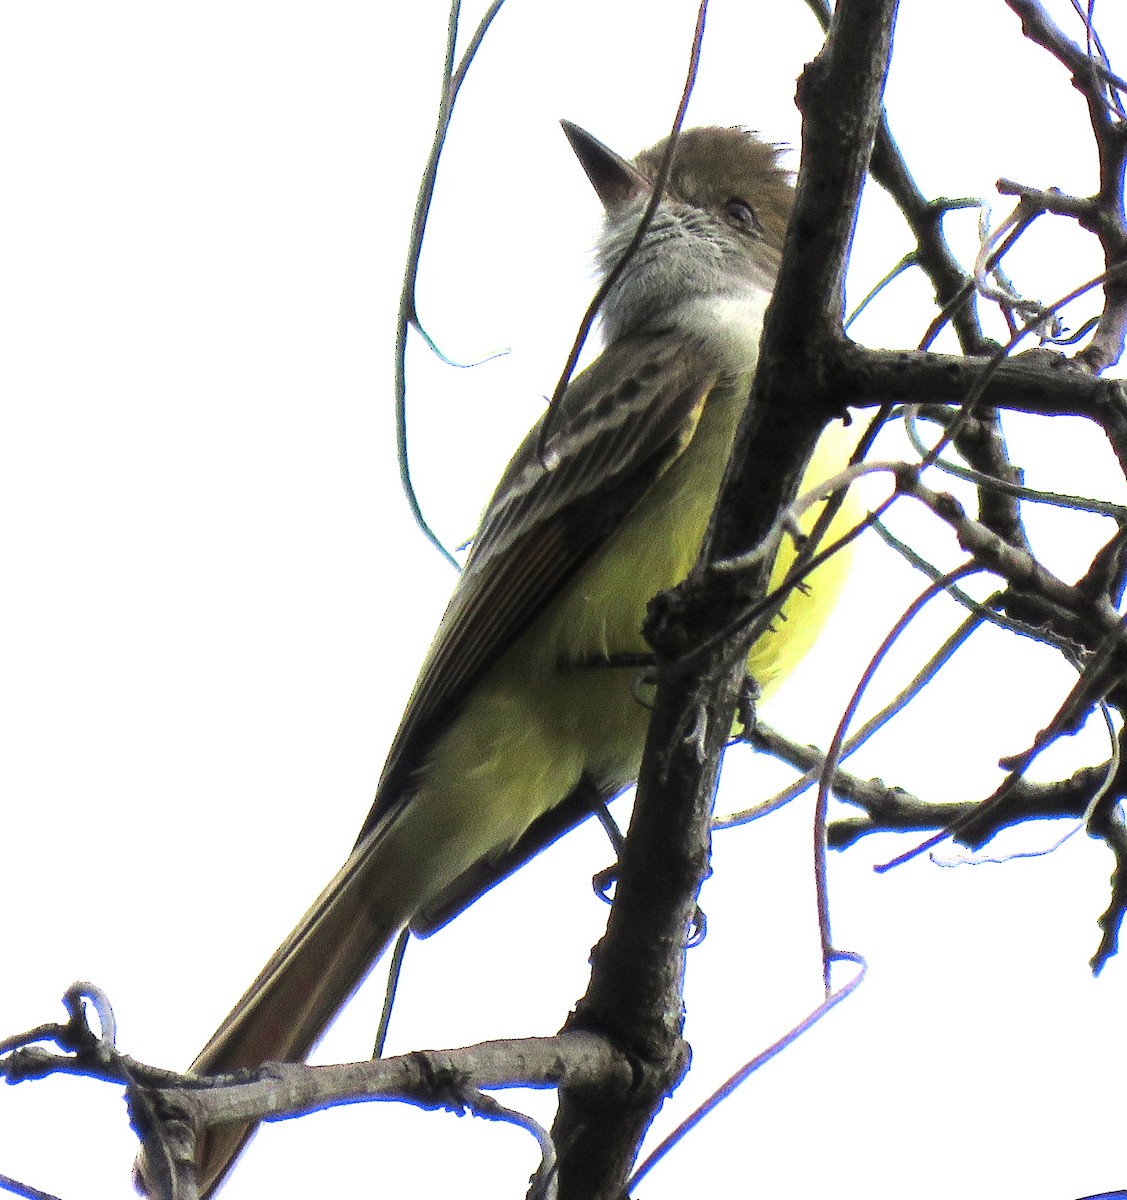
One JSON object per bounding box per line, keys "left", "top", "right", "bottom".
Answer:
{"left": 156, "top": 121, "right": 853, "bottom": 1195}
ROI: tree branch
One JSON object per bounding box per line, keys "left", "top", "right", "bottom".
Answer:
{"left": 1004, "top": 0, "right": 1127, "bottom": 374}
{"left": 549, "top": 2, "right": 901, "bottom": 1195}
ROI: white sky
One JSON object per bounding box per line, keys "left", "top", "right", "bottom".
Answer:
{"left": 3, "top": 3, "right": 1127, "bottom": 1198}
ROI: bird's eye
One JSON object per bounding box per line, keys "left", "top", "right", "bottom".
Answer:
{"left": 724, "top": 198, "right": 761, "bottom": 234}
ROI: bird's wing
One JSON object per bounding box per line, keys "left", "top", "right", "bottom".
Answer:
{"left": 358, "top": 327, "right": 724, "bottom": 843}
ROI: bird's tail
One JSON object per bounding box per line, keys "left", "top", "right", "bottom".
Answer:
{"left": 137, "top": 824, "right": 418, "bottom": 1198}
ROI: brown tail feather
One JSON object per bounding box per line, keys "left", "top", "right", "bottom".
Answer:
{"left": 137, "top": 831, "right": 416, "bottom": 1198}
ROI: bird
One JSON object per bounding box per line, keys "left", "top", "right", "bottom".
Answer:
{"left": 146, "top": 120, "right": 855, "bottom": 1196}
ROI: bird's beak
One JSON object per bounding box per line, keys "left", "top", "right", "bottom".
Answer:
{"left": 560, "top": 119, "right": 650, "bottom": 213}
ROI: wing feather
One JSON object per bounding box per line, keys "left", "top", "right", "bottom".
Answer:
{"left": 357, "top": 329, "right": 722, "bottom": 843}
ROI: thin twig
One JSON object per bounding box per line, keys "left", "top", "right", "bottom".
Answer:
{"left": 394, "top": 0, "right": 509, "bottom": 567}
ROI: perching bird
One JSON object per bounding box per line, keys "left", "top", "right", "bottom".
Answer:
{"left": 151, "top": 121, "right": 855, "bottom": 1196}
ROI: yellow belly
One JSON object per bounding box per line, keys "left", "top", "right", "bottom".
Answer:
{"left": 386, "top": 405, "right": 857, "bottom": 904}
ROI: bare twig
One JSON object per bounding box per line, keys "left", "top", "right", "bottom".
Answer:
{"left": 1004, "top": 0, "right": 1127, "bottom": 373}
{"left": 394, "top": 0, "right": 509, "bottom": 567}
{"left": 827, "top": 761, "right": 1111, "bottom": 848}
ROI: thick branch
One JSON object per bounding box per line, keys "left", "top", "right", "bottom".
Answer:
{"left": 830, "top": 342, "right": 1127, "bottom": 420}
{"left": 163, "top": 1033, "right": 630, "bottom": 1129}
{"left": 804, "top": 0, "right": 988, "bottom": 353}
{"left": 5, "top": 1021, "right": 629, "bottom": 1200}
{"left": 549, "top": 3, "right": 901, "bottom": 1196}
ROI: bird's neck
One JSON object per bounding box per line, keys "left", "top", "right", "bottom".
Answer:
{"left": 664, "top": 287, "right": 771, "bottom": 376}
{"left": 595, "top": 200, "right": 777, "bottom": 366}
